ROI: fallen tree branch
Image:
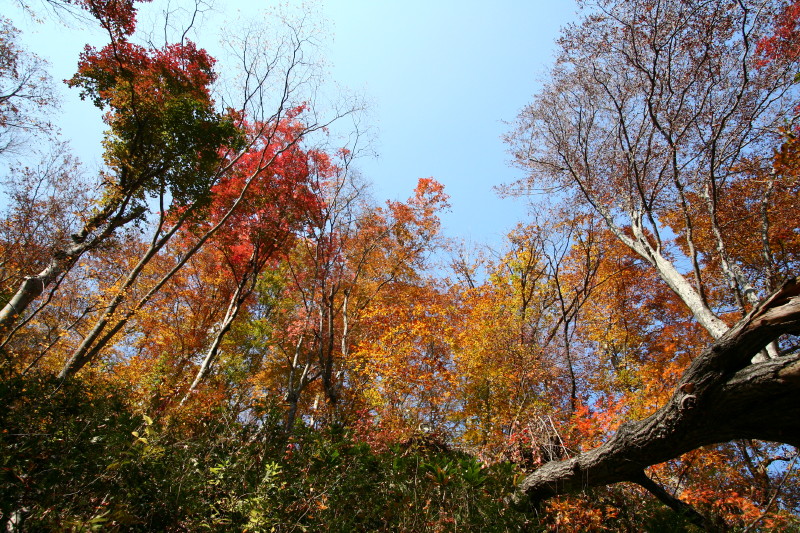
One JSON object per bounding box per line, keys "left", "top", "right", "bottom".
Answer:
{"left": 509, "top": 278, "right": 800, "bottom": 515}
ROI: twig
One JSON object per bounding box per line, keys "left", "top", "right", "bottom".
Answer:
{"left": 742, "top": 449, "right": 799, "bottom": 533}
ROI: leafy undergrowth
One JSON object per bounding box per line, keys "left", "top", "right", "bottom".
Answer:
{"left": 1, "top": 373, "right": 767, "bottom": 532}
{"left": 1, "top": 373, "right": 528, "bottom": 531}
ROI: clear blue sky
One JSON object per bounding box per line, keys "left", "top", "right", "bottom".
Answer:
{"left": 321, "top": 1, "right": 578, "bottom": 247}
{"left": 8, "top": 0, "right": 578, "bottom": 248}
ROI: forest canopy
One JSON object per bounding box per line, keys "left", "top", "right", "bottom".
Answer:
{"left": 1, "top": 0, "right": 799, "bottom": 531}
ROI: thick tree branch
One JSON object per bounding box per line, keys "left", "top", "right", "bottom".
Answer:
{"left": 510, "top": 278, "right": 800, "bottom": 512}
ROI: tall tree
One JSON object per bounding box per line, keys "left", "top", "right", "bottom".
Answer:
{"left": 272, "top": 176, "right": 449, "bottom": 430}
{"left": 0, "top": 0, "right": 357, "bottom": 380}
{"left": 0, "top": 16, "right": 56, "bottom": 156}
{"left": 183, "top": 137, "right": 328, "bottom": 395}
{"left": 0, "top": 0, "right": 241, "bottom": 338}
{"left": 507, "top": 0, "right": 800, "bottom": 520}
{"left": 507, "top": 0, "right": 798, "bottom": 344}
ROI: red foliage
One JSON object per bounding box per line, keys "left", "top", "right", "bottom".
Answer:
{"left": 758, "top": 0, "right": 800, "bottom": 63}
{"left": 70, "top": 39, "right": 216, "bottom": 113}
{"left": 69, "top": 0, "right": 152, "bottom": 38}
{"left": 201, "top": 114, "right": 329, "bottom": 274}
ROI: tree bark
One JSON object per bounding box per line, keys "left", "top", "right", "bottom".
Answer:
{"left": 509, "top": 278, "right": 800, "bottom": 513}
{"left": 184, "top": 269, "right": 255, "bottom": 396}
{"left": 0, "top": 205, "right": 144, "bottom": 338}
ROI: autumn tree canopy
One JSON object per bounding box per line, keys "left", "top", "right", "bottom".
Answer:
{"left": 505, "top": 0, "right": 800, "bottom": 526}
{"left": 1, "top": 0, "right": 799, "bottom": 530}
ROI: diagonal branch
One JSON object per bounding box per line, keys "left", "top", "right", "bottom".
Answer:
{"left": 509, "top": 278, "right": 800, "bottom": 515}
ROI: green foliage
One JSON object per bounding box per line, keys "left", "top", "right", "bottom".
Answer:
{"left": 0, "top": 375, "right": 532, "bottom": 531}
{"left": 2, "top": 374, "right": 732, "bottom": 531}
{"left": 68, "top": 39, "right": 245, "bottom": 215}
{"left": 112, "top": 95, "right": 243, "bottom": 208}
{"left": 187, "top": 423, "right": 531, "bottom": 532}
{"left": 0, "top": 373, "right": 140, "bottom": 529}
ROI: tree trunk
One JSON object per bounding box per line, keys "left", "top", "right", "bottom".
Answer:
{"left": 0, "top": 260, "right": 64, "bottom": 330}
{"left": 0, "top": 204, "right": 143, "bottom": 339}
{"left": 510, "top": 278, "right": 800, "bottom": 514}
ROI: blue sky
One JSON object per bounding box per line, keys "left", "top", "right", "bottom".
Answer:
{"left": 321, "top": 1, "right": 578, "bottom": 247}
{"left": 8, "top": 0, "right": 578, "bottom": 249}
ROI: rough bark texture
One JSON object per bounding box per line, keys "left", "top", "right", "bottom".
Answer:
{"left": 510, "top": 278, "right": 800, "bottom": 513}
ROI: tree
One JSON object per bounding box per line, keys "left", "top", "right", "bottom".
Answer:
{"left": 0, "top": 148, "right": 95, "bottom": 373}
{"left": 183, "top": 135, "right": 327, "bottom": 395}
{"left": 264, "top": 175, "right": 449, "bottom": 431}
{"left": 508, "top": 0, "right": 798, "bottom": 344}
{"left": 506, "top": 0, "right": 800, "bottom": 521}
{"left": 510, "top": 278, "right": 800, "bottom": 527}
{"left": 350, "top": 277, "right": 458, "bottom": 440}
{"left": 0, "top": 16, "right": 56, "bottom": 156}
{"left": 444, "top": 218, "right": 603, "bottom": 462}
{"left": 0, "top": 0, "right": 358, "bottom": 382}
{"left": 0, "top": 0, "right": 241, "bottom": 338}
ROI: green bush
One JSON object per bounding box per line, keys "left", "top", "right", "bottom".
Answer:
{"left": 1, "top": 375, "right": 534, "bottom": 531}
